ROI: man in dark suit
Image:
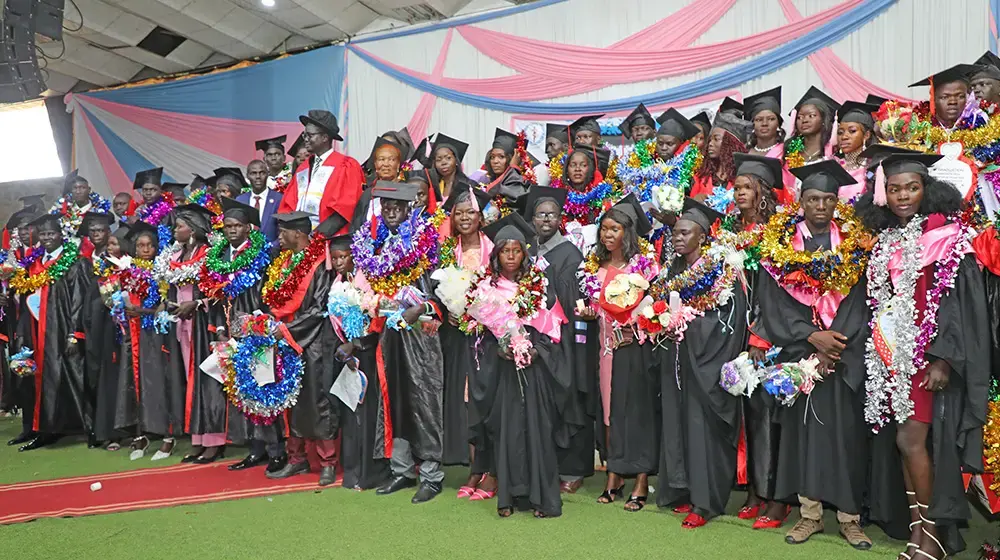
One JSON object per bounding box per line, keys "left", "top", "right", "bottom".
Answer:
{"left": 238, "top": 160, "right": 281, "bottom": 242}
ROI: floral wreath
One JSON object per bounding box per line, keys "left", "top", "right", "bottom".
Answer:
{"left": 49, "top": 192, "right": 111, "bottom": 238}
{"left": 759, "top": 201, "right": 869, "bottom": 297}
{"left": 261, "top": 238, "right": 326, "bottom": 309}
{"left": 10, "top": 240, "right": 80, "bottom": 295}
{"left": 863, "top": 215, "right": 971, "bottom": 432}
{"left": 199, "top": 230, "right": 272, "bottom": 300}
{"left": 222, "top": 334, "right": 304, "bottom": 425}
{"left": 327, "top": 277, "right": 373, "bottom": 341}
{"left": 351, "top": 209, "right": 445, "bottom": 297}
{"left": 577, "top": 238, "right": 656, "bottom": 305}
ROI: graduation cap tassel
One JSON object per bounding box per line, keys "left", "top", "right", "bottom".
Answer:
{"left": 873, "top": 163, "right": 888, "bottom": 206}
{"left": 424, "top": 170, "right": 438, "bottom": 214}
{"left": 929, "top": 78, "right": 936, "bottom": 120}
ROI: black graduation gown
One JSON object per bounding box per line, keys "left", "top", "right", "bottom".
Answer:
{"left": 0, "top": 283, "right": 21, "bottom": 414}
{"left": 340, "top": 332, "right": 391, "bottom": 489}
{"left": 758, "top": 244, "right": 870, "bottom": 515}
{"left": 868, "top": 255, "right": 990, "bottom": 556}
{"left": 744, "top": 268, "right": 782, "bottom": 499}
{"left": 438, "top": 321, "right": 473, "bottom": 466}
{"left": 283, "top": 263, "right": 339, "bottom": 440}
{"left": 16, "top": 258, "right": 89, "bottom": 434}
{"left": 84, "top": 257, "right": 126, "bottom": 441}
{"left": 656, "top": 265, "right": 748, "bottom": 518}
{"left": 607, "top": 339, "right": 660, "bottom": 477}
{"left": 129, "top": 303, "right": 185, "bottom": 438}
{"left": 543, "top": 240, "right": 598, "bottom": 479}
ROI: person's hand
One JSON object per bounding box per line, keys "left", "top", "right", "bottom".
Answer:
{"left": 172, "top": 300, "right": 199, "bottom": 320}
{"left": 808, "top": 330, "right": 847, "bottom": 362}
{"left": 920, "top": 360, "right": 951, "bottom": 392}
{"left": 335, "top": 342, "right": 356, "bottom": 363}
{"left": 402, "top": 305, "right": 424, "bottom": 326}
{"left": 748, "top": 346, "right": 767, "bottom": 365}
{"left": 66, "top": 337, "right": 80, "bottom": 355}
{"left": 124, "top": 301, "right": 141, "bottom": 317}
{"left": 816, "top": 353, "right": 836, "bottom": 376}
{"left": 616, "top": 328, "right": 635, "bottom": 348}
{"left": 498, "top": 345, "right": 514, "bottom": 361}
{"left": 448, "top": 314, "right": 460, "bottom": 327}
{"left": 693, "top": 193, "right": 708, "bottom": 203}
{"left": 576, "top": 306, "right": 597, "bottom": 321}
{"left": 649, "top": 208, "right": 677, "bottom": 227}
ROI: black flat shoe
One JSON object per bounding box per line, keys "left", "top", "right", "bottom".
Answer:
{"left": 19, "top": 434, "right": 58, "bottom": 452}
{"left": 228, "top": 454, "right": 268, "bottom": 471}
{"left": 376, "top": 475, "right": 417, "bottom": 495}
{"left": 265, "top": 461, "right": 310, "bottom": 479}
{"left": 411, "top": 481, "right": 442, "bottom": 503}
{"left": 193, "top": 450, "right": 224, "bottom": 464}
{"left": 7, "top": 432, "right": 34, "bottom": 446}
{"left": 318, "top": 466, "right": 337, "bottom": 487}
{"left": 266, "top": 455, "right": 288, "bottom": 474}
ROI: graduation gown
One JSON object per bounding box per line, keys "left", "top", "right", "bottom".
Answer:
{"left": 278, "top": 151, "right": 365, "bottom": 236}
{"left": 542, "top": 239, "right": 599, "bottom": 479}
{"left": 868, "top": 254, "right": 990, "bottom": 556}
{"left": 758, "top": 243, "right": 870, "bottom": 515}
{"left": 84, "top": 257, "right": 126, "bottom": 441}
{"left": 273, "top": 259, "right": 338, "bottom": 440}
{"left": 0, "top": 281, "right": 20, "bottom": 414}
{"left": 17, "top": 256, "right": 89, "bottom": 434}
{"left": 607, "top": 339, "right": 660, "bottom": 476}
{"left": 745, "top": 267, "right": 782, "bottom": 499}
{"left": 340, "top": 332, "right": 391, "bottom": 489}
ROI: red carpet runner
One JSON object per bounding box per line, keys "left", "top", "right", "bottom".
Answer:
{"left": 0, "top": 461, "right": 338, "bottom": 524}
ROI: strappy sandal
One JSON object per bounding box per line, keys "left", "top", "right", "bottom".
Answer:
{"left": 497, "top": 506, "right": 513, "bottom": 518}
{"left": 469, "top": 487, "right": 496, "bottom": 501}
{"left": 457, "top": 474, "right": 482, "bottom": 499}
{"left": 898, "top": 492, "right": 921, "bottom": 560}
{"left": 738, "top": 502, "right": 763, "bottom": 520}
{"left": 597, "top": 483, "right": 625, "bottom": 504}
{"left": 624, "top": 494, "right": 647, "bottom": 512}
{"left": 128, "top": 436, "right": 148, "bottom": 461}
{"left": 533, "top": 510, "right": 548, "bottom": 519}
{"left": 682, "top": 513, "right": 708, "bottom": 528}
{"left": 914, "top": 502, "right": 949, "bottom": 560}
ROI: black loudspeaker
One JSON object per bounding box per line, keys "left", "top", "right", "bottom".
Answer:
{"left": 0, "top": 0, "right": 55, "bottom": 103}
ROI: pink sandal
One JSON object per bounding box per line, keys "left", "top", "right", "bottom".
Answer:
{"left": 457, "top": 486, "right": 476, "bottom": 499}
{"left": 469, "top": 488, "right": 496, "bottom": 501}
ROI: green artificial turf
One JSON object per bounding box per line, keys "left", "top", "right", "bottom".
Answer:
{"left": 0, "top": 416, "right": 992, "bottom": 560}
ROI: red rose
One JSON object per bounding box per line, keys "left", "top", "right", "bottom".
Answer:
{"left": 652, "top": 300, "right": 667, "bottom": 314}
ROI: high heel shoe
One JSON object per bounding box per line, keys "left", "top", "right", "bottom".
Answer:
{"left": 194, "top": 447, "right": 225, "bottom": 464}
{"left": 752, "top": 505, "right": 792, "bottom": 529}
{"left": 597, "top": 483, "right": 625, "bottom": 504}
{"left": 128, "top": 436, "right": 149, "bottom": 461}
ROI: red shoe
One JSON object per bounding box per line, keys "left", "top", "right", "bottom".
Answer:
{"left": 752, "top": 505, "right": 792, "bottom": 529}
{"left": 737, "top": 503, "right": 762, "bottom": 520}
{"left": 456, "top": 486, "right": 476, "bottom": 499}
{"left": 672, "top": 503, "right": 693, "bottom": 514}
{"left": 469, "top": 488, "right": 496, "bottom": 501}
{"left": 681, "top": 513, "right": 708, "bottom": 529}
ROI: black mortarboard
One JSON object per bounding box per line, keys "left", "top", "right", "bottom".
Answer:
{"left": 432, "top": 133, "right": 469, "bottom": 164}
{"left": 314, "top": 212, "right": 349, "bottom": 240}
{"left": 972, "top": 51, "right": 1000, "bottom": 81}
{"left": 76, "top": 211, "right": 114, "bottom": 238}
{"left": 272, "top": 211, "right": 314, "bottom": 234}
{"left": 794, "top": 86, "right": 840, "bottom": 115}
{"left": 299, "top": 109, "right": 343, "bottom": 141}
{"left": 690, "top": 111, "right": 712, "bottom": 133}
{"left": 655, "top": 108, "right": 700, "bottom": 142}
{"left": 790, "top": 160, "right": 856, "bottom": 195}
{"left": 976, "top": 51, "right": 1000, "bottom": 69}
{"left": 858, "top": 144, "right": 923, "bottom": 170}
{"left": 744, "top": 87, "right": 782, "bottom": 120}
{"left": 213, "top": 167, "right": 249, "bottom": 190}
{"left": 567, "top": 114, "right": 604, "bottom": 138}
{"left": 866, "top": 94, "right": 888, "bottom": 107}
{"left": 190, "top": 174, "right": 209, "bottom": 191}
{"left": 64, "top": 169, "right": 86, "bottom": 188}
{"left": 173, "top": 203, "right": 214, "bottom": 236}
{"left": 837, "top": 101, "right": 879, "bottom": 130}
{"left": 18, "top": 194, "right": 46, "bottom": 207}
{"left": 162, "top": 182, "right": 188, "bottom": 199}
{"left": 6, "top": 208, "right": 36, "bottom": 231}
{"left": 411, "top": 137, "right": 431, "bottom": 165}
{"left": 733, "top": 153, "right": 783, "bottom": 188}
{"left": 713, "top": 112, "right": 752, "bottom": 145}
{"left": 112, "top": 225, "right": 132, "bottom": 252}
{"left": 619, "top": 103, "right": 656, "bottom": 139}
{"left": 611, "top": 193, "right": 653, "bottom": 236}
{"left": 371, "top": 180, "right": 418, "bottom": 202}
{"left": 289, "top": 133, "right": 306, "bottom": 155}
{"left": 483, "top": 212, "right": 536, "bottom": 245}
{"left": 719, "top": 96, "right": 745, "bottom": 118}
{"left": 678, "top": 197, "right": 724, "bottom": 234}
{"left": 220, "top": 196, "right": 260, "bottom": 227}
{"left": 255, "top": 135, "right": 287, "bottom": 153}
{"left": 909, "top": 64, "right": 979, "bottom": 87}
{"left": 492, "top": 128, "right": 519, "bottom": 156}
{"left": 442, "top": 185, "right": 492, "bottom": 213}
{"left": 593, "top": 147, "right": 612, "bottom": 176}
{"left": 881, "top": 153, "right": 943, "bottom": 178}
{"left": 546, "top": 123, "right": 568, "bottom": 144}
{"left": 522, "top": 185, "right": 568, "bottom": 218}
{"left": 393, "top": 127, "right": 415, "bottom": 161}
{"left": 328, "top": 234, "right": 352, "bottom": 251}
{"left": 133, "top": 167, "right": 163, "bottom": 190}
{"left": 524, "top": 150, "right": 541, "bottom": 169}
{"left": 124, "top": 221, "right": 159, "bottom": 244}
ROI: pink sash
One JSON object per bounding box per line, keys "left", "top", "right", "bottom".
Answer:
{"left": 776, "top": 221, "right": 846, "bottom": 328}
{"left": 887, "top": 221, "right": 971, "bottom": 286}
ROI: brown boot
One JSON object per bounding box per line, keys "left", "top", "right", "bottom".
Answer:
{"left": 785, "top": 517, "right": 824, "bottom": 544}
{"left": 839, "top": 521, "right": 873, "bottom": 551}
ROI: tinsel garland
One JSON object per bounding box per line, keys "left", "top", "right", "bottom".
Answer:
{"left": 261, "top": 238, "right": 326, "bottom": 309}
{"left": 92, "top": 255, "right": 116, "bottom": 279}
{"left": 10, "top": 241, "right": 80, "bottom": 295}
{"left": 577, "top": 239, "right": 656, "bottom": 305}
{"left": 705, "top": 184, "right": 735, "bottom": 213}
{"left": 120, "top": 258, "right": 160, "bottom": 330}
{"left": 186, "top": 188, "right": 224, "bottom": 229}
{"left": 784, "top": 136, "right": 806, "bottom": 169}
{"left": 351, "top": 210, "right": 445, "bottom": 297}
{"left": 199, "top": 231, "right": 272, "bottom": 300}
{"left": 719, "top": 216, "right": 764, "bottom": 271}
{"left": 438, "top": 236, "right": 457, "bottom": 269}
{"left": 514, "top": 131, "right": 537, "bottom": 184}
{"left": 759, "top": 202, "right": 869, "bottom": 297}
{"left": 16, "top": 246, "right": 43, "bottom": 269}
{"left": 876, "top": 97, "right": 1000, "bottom": 166}
{"left": 616, "top": 139, "right": 664, "bottom": 202}
{"left": 863, "top": 216, "right": 970, "bottom": 432}
{"left": 49, "top": 192, "right": 111, "bottom": 238}
{"left": 222, "top": 335, "right": 303, "bottom": 425}
{"left": 138, "top": 192, "right": 175, "bottom": 226}
{"left": 271, "top": 164, "right": 293, "bottom": 194}
{"left": 548, "top": 151, "right": 567, "bottom": 189}
{"left": 326, "top": 279, "right": 372, "bottom": 341}
{"left": 986, "top": 400, "right": 1000, "bottom": 495}
{"left": 152, "top": 241, "right": 204, "bottom": 289}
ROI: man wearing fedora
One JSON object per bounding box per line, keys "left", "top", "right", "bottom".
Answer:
{"left": 278, "top": 110, "right": 365, "bottom": 236}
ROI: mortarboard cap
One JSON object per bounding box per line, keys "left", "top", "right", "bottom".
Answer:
{"left": 790, "top": 160, "right": 856, "bottom": 195}
{"left": 314, "top": 213, "right": 349, "bottom": 240}
{"left": 76, "top": 211, "right": 114, "bottom": 238}
{"left": 289, "top": 133, "right": 306, "bottom": 155}
{"left": 858, "top": 144, "right": 923, "bottom": 170}
{"left": 483, "top": 212, "right": 536, "bottom": 245}
{"left": 64, "top": 169, "right": 86, "bottom": 188}
{"left": 522, "top": 185, "right": 568, "bottom": 219}
{"left": 678, "top": 197, "right": 724, "bottom": 234}
{"left": 719, "top": 96, "right": 745, "bottom": 118}
{"left": 794, "top": 86, "right": 840, "bottom": 115}
{"left": 567, "top": 114, "right": 605, "bottom": 137}
{"left": 492, "top": 128, "right": 519, "bottom": 156}
{"left": 6, "top": 208, "right": 37, "bottom": 231}
{"left": 655, "top": 108, "right": 700, "bottom": 142}
{"left": 690, "top": 111, "right": 712, "bottom": 133}
{"left": 392, "top": 127, "right": 415, "bottom": 162}
{"left": 18, "top": 194, "right": 46, "bottom": 207}
{"left": 328, "top": 234, "right": 352, "bottom": 251}
{"left": 733, "top": 153, "right": 783, "bottom": 188}
{"left": 880, "top": 153, "right": 943, "bottom": 178}
{"left": 865, "top": 94, "right": 888, "bottom": 107}
{"left": 213, "top": 167, "right": 249, "bottom": 190}
{"left": 133, "top": 167, "right": 164, "bottom": 190}
{"left": 837, "top": 101, "right": 879, "bottom": 130}
{"left": 124, "top": 221, "right": 159, "bottom": 244}
{"left": 611, "top": 193, "right": 653, "bottom": 236}
{"left": 410, "top": 137, "right": 430, "bottom": 165}
{"left": 442, "top": 185, "right": 492, "bottom": 213}
{"left": 619, "top": 103, "right": 656, "bottom": 139}
{"left": 220, "top": 197, "right": 260, "bottom": 227}
{"left": 371, "top": 180, "right": 418, "bottom": 202}
{"left": 972, "top": 51, "right": 1000, "bottom": 81}
{"left": 162, "top": 182, "right": 188, "bottom": 199}
{"left": 173, "top": 203, "right": 214, "bottom": 236}
{"left": 432, "top": 133, "right": 469, "bottom": 164}
{"left": 255, "top": 135, "right": 287, "bottom": 153}
{"left": 713, "top": 112, "right": 752, "bottom": 145}
{"left": 546, "top": 123, "right": 568, "bottom": 144}
{"left": 272, "top": 211, "right": 314, "bottom": 234}
{"left": 744, "top": 87, "right": 782, "bottom": 120}
{"left": 593, "top": 147, "right": 612, "bottom": 176}
{"left": 909, "top": 64, "right": 980, "bottom": 87}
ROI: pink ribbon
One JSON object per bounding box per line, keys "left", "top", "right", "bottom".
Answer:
{"left": 887, "top": 222, "right": 971, "bottom": 286}
{"left": 780, "top": 221, "right": 846, "bottom": 328}
{"left": 530, "top": 299, "right": 568, "bottom": 343}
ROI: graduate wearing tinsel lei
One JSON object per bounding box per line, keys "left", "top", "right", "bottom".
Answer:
{"left": 755, "top": 161, "right": 875, "bottom": 550}
{"left": 49, "top": 170, "right": 111, "bottom": 246}
{"left": 130, "top": 167, "right": 176, "bottom": 251}
{"left": 352, "top": 180, "right": 449, "bottom": 503}
{"left": 551, "top": 147, "right": 622, "bottom": 253}
{"left": 857, "top": 154, "right": 989, "bottom": 560}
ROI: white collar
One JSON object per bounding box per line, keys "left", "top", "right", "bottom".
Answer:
{"left": 314, "top": 148, "right": 334, "bottom": 166}
{"left": 45, "top": 245, "right": 64, "bottom": 261}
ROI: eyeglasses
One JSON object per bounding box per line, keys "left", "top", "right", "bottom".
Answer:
{"left": 534, "top": 212, "right": 559, "bottom": 220}
{"left": 302, "top": 130, "right": 326, "bottom": 139}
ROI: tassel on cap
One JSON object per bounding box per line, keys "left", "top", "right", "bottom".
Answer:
{"left": 873, "top": 162, "right": 888, "bottom": 206}
{"left": 424, "top": 170, "right": 437, "bottom": 214}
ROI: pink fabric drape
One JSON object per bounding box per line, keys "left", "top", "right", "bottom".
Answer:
{"left": 508, "top": 91, "right": 741, "bottom": 124}
{"left": 776, "top": 0, "right": 915, "bottom": 103}
{"left": 79, "top": 108, "right": 132, "bottom": 194}
{"left": 407, "top": 28, "right": 455, "bottom": 143}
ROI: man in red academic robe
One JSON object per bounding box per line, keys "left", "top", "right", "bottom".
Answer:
{"left": 278, "top": 110, "right": 364, "bottom": 236}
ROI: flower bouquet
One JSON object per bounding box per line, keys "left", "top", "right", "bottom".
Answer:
{"left": 636, "top": 291, "right": 700, "bottom": 342}
{"left": 431, "top": 266, "right": 476, "bottom": 318}
{"left": 9, "top": 347, "right": 36, "bottom": 377}
{"left": 653, "top": 184, "right": 684, "bottom": 215}
{"left": 327, "top": 279, "right": 372, "bottom": 341}
{"left": 720, "top": 352, "right": 761, "bottom": 397}
{"left": 599, "top": 267, "right": 650, "bottom": 324}
{"left": 761, "top": 355, "right": 824, "bottom": 407}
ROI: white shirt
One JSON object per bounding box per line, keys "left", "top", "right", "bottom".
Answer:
{"left": 249, "top": 188, "right": 272, "bottom": 223}
{"left": 44, "top": 245, "right": 64, "bottom": 262}
{"left": 300, "top": 148, "right": 334, "bottom": 227}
